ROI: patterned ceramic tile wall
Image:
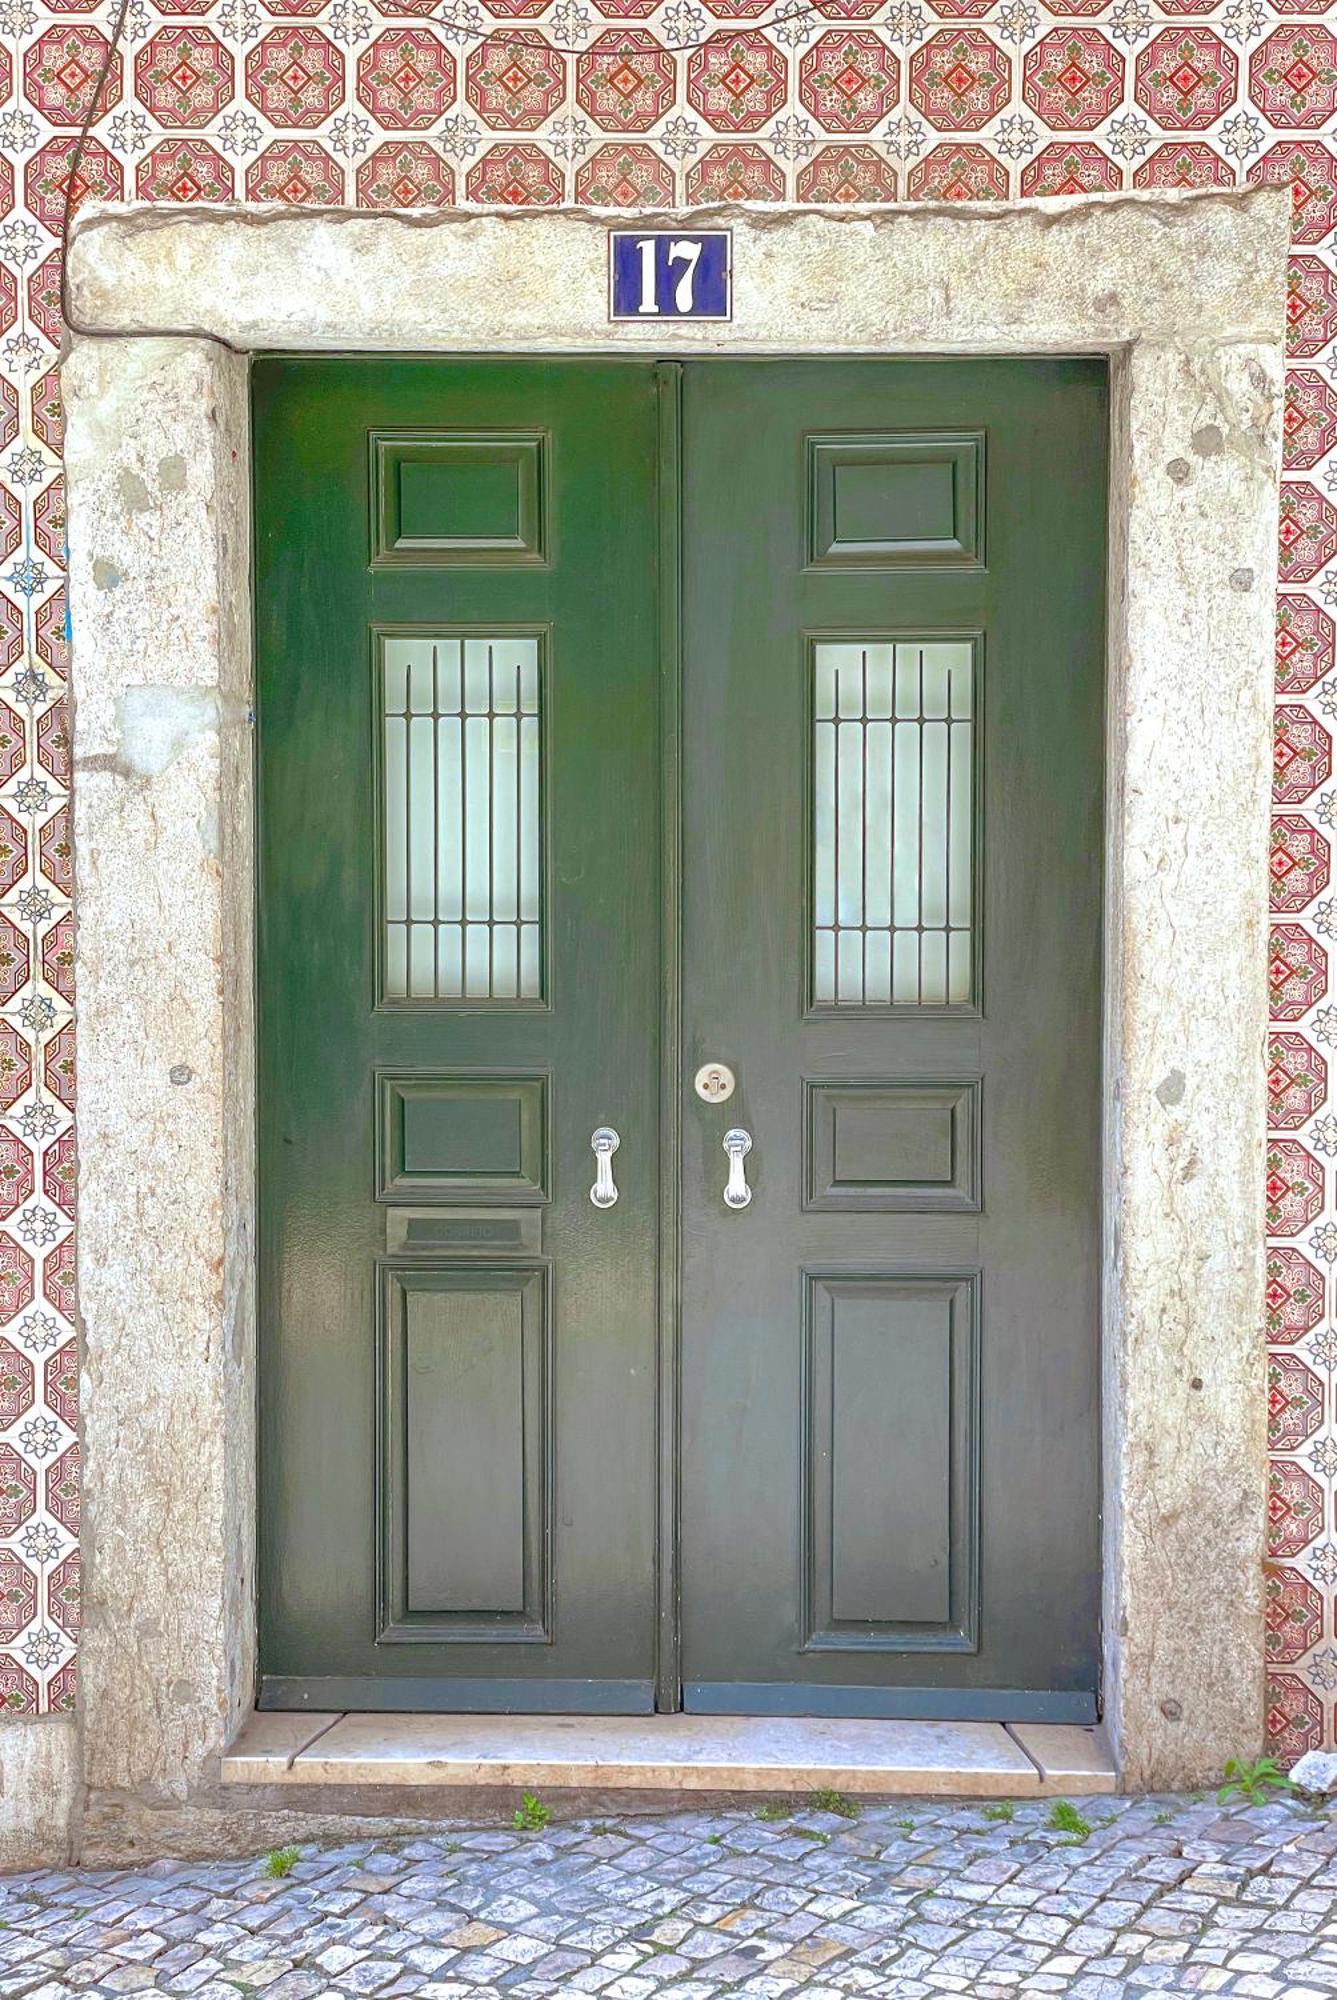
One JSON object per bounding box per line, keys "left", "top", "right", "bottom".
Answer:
{"left": 0, "top": 0, "right": 1330, "bottom": 1752}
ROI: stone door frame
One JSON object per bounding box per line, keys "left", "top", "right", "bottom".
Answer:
{"left": 59, "top": 189, "right": 1288, "bottom": 1844}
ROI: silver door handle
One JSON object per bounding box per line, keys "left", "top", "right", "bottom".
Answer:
{"left": 590, "top": 1127, "right": 620, "bottom": 1208}
{"left": 723, "top": 1128, "right": 753, "bottom": 1209}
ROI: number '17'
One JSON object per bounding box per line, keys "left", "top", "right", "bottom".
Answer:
{"left": 635, "top": 237, "right": 702, "bottom": 316}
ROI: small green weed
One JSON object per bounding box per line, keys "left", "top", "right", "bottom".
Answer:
{"left": 262, "top": 1847, "right": 301, "bottom": 1880}
{"left": 705, "top": 1831, "right": 724, "bottom": 1844}
{"left": 1153, "top": 1809, "right": 1173, "bottom": 1825}
{"left": 1217, "top": 1757, "right": 1297, "bottom": 1808}
{"left": 755, "top": 1803, "right": 790, "bottom": 1822}
{"left": 809, "top": 1788, "right": 859, "bottom": 1820}
{"left": 513, "top": 1791, "right": 552, "bottom": 1831}
{"left": 794, "top": 1826, "right": 830, "bottom": 1844}
{"left": 895, "top": 1817, "right": 914, "bottom": 1832}
{"left": 1046, "top": 1801, "right": 1091, "bottom": 1843}
{"left": 587, "top": 1821, "right": 620, "bottom": 1837}
{"left": 981, "top": 1801, "right": 1015, "bottom": 1823}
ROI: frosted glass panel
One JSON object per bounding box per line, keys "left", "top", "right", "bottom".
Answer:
{"left": 813, "top": 639, "right": 974, "bottom": 1006}
{"left": 382, "top": 635, "right": 541, "bottom": 1001}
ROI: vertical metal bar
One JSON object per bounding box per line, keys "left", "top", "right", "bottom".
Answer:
{"left": 889, "top": 642, "right": 897, "bottom": 986}
{"left": 431, "top": 642, "right": 440, "bottom": 998}
{"left": 515, "top": 657, "right": 523, "bottom": 997}
{"left": 860, "top": 647, "right": 868, "bottom": 1006}
{"left": 832, "top": 661, "right": 841, "bottom": 1001}
{"left": 460, "top": 642, "right": 468, "bottom": 997}
{"left": 404, "top": 655, "right": 413, "bottom": 995}
{"left": 917, "top": 644, "right": 924, "bottom": 1005}
{"left": 940, "top": 652, "right": 948, "bottom": 1008}
{"left": 487, "top": 642, "right": 496, "bottom": 999}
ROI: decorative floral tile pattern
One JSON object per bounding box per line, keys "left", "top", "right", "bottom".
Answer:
{"left": 0, "top": 0, "right": 1326, "bottom": 1753}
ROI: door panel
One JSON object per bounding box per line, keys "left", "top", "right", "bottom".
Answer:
{"left": 255, "top": 354, "right": 1104, "bottom": 1722}
{"left": 678, "top": 359, "right": 1106, "bottom": 1719}
{"left": 254, "top": 359, "right": 662, "bottom": 1711}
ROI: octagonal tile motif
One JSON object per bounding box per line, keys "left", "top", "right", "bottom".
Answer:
{"left": 799, "top": 31, "right": 899, "bottom": 133}
{"left": 1268, "top": 1350, "right": 1325, "bottom": 1451}
{"left": 1268, "top": 1458, "right": 1324, "bottom": 1557}
{"left": 244, "top": 29, "right": 344, "bottom": 127}
{"left": 24, "top": 137, "right": 122, "bottom": 234}
{"left": 687, "top": 32, "right": 787, "bottom": 134}
{"left": 1284, "top": 370, "right": 1337, "bottom": 473}
{"left": 1287, "top": 257, "right": 1337, "bottom": 361}
{"left": 0, "top": 1340, "right": 32, "bottom": 1429}
{"left": 798, "top": 144, "right": 899, "bottom": 202}
{"left": 1020, "top": 140, "right": 1118, "bottom": 196}
{"left": 909, "top": 31, "right": 1010, "bottom": 132}
{"left": 355, "top": 140, "right": 454, "bottom": 207}
{"left": 1269, "top": 922, "right": 1328, "bottom": 1021}
{"left": 135, "top": 27, "right": 233, "bottom": 127}
{"left": 577, "top": 31, "right": 676, "bottom": 133}
{"left": 685, "top": 141, "right": 784, "bottom": 200}
{"left": 1280, "top": 484, "right": 1337, "bottom": 587}
{"left": 1266, "top": 1567, "right": 1324, "bottom": 1665}
{"left": 1250, "top": 25, "right": 1337, "bottom": 131}
{"left": 1135, "top": 27, "right": 1237, "bottom": 130}
{"left": 244, "top": 140, "right": 344, "bottom": 202}
{"left": 0, "top": 1552, "right": 34, "bottom": 1647}
{"left": 574, "top": 142, "right": 674, "bottom": 204}
{"left": 1266, "top": 1139, "right": 1325, "bottom": 1235}
{"left": 465, "top": 142, "right": 564, "bottom": 203}
{"left": 23, "top": 26, "right": 120, "bottom": 128}
{"left": 1251, "top": 141, "right": 1337, "bottom": 246}
{"left": 1132, "top": 140, "right": 1232, "bottom": 189}
{"left": 1278, "top": 596, "right": 1336, "bottom": 695}
{"left": 1274, "top": 704, "right": 1332, "bottom": 803}
{"left": 1023, "top": 30, "right": 1122, "bottom": 130}
{"left": 136, "top": 137, "right": 234, "bottom": 200}
{"left": 357, "top": 29, "right": 455, "bottom": 129}
{"left": 467, "top": 32, "right": 567, "bottom": 130}
{"left": 907, "top": 140, "right": 1009, "bottom": 199}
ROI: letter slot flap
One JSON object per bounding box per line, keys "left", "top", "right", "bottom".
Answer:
{"left": 385, "top": 1207, "right": 543, "bottom": 1255}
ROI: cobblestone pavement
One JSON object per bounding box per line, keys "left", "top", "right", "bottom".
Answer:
{"left": 3, "top": 1792, "right": 1337, "bottom": 1999}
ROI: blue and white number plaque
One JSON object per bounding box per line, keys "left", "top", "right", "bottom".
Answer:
{"left": 609, "top": 230, "right": 732, "bottom": 322}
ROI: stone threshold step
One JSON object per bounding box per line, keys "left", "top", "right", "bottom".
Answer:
{"left": 223, "top": 1712, "right": 1116, "bottom": 1797}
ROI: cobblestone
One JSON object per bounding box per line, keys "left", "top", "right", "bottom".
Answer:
{"left": 2, "top": 1797, "right": 1336, "bottom": 1996}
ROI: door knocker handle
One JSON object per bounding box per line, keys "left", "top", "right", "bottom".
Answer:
{"left": 590, "top": 1127, "right": 620, "bottom": 1209}
{"left": 723, "top": 1128, "right": 753, "bottom": 1210}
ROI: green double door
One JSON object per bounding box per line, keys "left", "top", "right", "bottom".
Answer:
{"left": 255, "top": 355, "right": 1106, "bottom": 1720}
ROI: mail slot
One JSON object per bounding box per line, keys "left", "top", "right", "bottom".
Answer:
{"left": 385, "top": 1207, "right": 543, "bottom": 1255}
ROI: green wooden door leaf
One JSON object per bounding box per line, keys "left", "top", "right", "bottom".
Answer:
{"left": 255, "top": 359, "right": 662, "bottom": 1709}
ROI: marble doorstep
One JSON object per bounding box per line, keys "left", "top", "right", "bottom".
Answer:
{"left": 222, "top": 1711, "right": 1116, "bottom": 1795}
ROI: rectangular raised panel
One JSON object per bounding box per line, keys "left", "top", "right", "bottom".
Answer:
{"left": 807, "top": 434, "right": 983, "bottom": 569}
{"left": 379, "top": 1263, "right": 549, "bottom": 1643}
{"left": 373, "top": 433, "right": 546, "bottom": 565}
{"left": 380, "top": 632, "right": 543, "bottom": 1004}
{"left": 805, "top": 1080, "right": 981, "bottom": 1211}
{"left": 812, "top": 638, "right": 976, "bottom": 1009}
{"left": 803, "top": 1272, "right": 979, "bottom": 1652}
{"left": 376, "top": 1072, "right": 548, "bottom": 1205}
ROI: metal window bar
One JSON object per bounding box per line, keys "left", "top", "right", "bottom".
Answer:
{"left": 813, "top": 639, "right": 973, "bottom": 1007}
{"left": 383, "top": 635, "right": 541, "bottom": 1001}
